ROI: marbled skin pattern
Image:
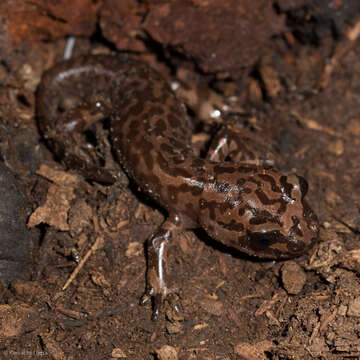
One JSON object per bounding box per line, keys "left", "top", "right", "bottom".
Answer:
{"left": 37, "top": 55, "right": 319, "bottom": 319}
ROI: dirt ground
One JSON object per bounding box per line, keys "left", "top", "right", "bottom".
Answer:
{"left": 1, "top": 1, "right": 360, "bottom": 359}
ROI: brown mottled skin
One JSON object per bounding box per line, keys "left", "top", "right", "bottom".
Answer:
{"left": 37, "top": 55, "right": 319, "bottom": 319}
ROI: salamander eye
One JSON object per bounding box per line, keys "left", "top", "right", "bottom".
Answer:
{"left": 298, "top": 176, "right": 308, "bottom": 197}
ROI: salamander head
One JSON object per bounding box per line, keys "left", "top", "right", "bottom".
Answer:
{"left": 201, "top": 171, "right": 319, "bottom": 259}
{"left": 240, "top": 173, "right": 319, "bottom": 258}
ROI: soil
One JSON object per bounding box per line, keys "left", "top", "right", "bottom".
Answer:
{"left": 1, "top": 1, "right": 360, "bottom": 359}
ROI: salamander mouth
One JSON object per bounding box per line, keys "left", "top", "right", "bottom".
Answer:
{"left": 246, "top": 230, "right": 307, "bottom": 258}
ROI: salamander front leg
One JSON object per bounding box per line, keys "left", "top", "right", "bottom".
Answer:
{"left": 140, "top": 216, "right": 183, "bottom": 320}
{"left": 207, "top": 123, "right": 275, "bottom": 166}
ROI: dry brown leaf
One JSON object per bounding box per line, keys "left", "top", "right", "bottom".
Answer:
{"left": 28, "top": 183, "right": 76, "bottom": 231}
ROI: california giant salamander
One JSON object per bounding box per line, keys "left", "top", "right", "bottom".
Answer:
{"left": 37, "top": 55, "right": 319, "bottom": 319}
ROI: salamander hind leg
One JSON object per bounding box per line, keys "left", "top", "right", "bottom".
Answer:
{"left": 140, "top": 215, "right": 184, "bottom": 320}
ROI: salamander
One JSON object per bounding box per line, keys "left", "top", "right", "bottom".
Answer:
{"left": 37, "top": 54, "right": 319, "bottom": 319}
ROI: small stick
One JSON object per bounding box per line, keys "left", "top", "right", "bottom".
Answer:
{"left": 62, "top": 236, "right": 102, "bottom": 291}
{"left": 320, "top": 17, "right": 360, "bottom": 89}
{"left": 290, "top": 110, "right": 344, "bottom": 138}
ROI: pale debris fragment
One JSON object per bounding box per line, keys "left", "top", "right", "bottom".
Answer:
{"left": 28, "top": 164, "right": 81, "bottom": 231}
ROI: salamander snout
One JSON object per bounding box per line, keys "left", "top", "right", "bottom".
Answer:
{"left": 277, "top": 175, "right": 319, "bottom": 256}
{"left": 241, "top": 173, "right": 319, "bottom": 259}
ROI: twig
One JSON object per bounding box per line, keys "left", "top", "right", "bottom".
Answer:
{"left": 320, "top": 17, "right": 360, "bottom": 89}
{"left": 319, "top": 306, "right": 338, "bottom": 334}
{"left": 62, "top": 236, "right": 103, "bottom": 291}
{"left": 291, "top": 110, "right": 344, "bottom": 138}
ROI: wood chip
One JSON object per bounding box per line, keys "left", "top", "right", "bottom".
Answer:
{"left": 234, "top": 341, "right": 274, "bottom": 360}
{"left": 125, "top": 242, "right": 143, "bottom": 257}
{"left": 155, "top": 345, "right": 178, "bottom": 360}
{"left": 281, "top": 261, "right": 307, "bottom": 295}
{"left": 199, "top": 298, "right": 223, "bottom": 316}
{"left": 111, "top": 348, "right": 127, "bottom": 358}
